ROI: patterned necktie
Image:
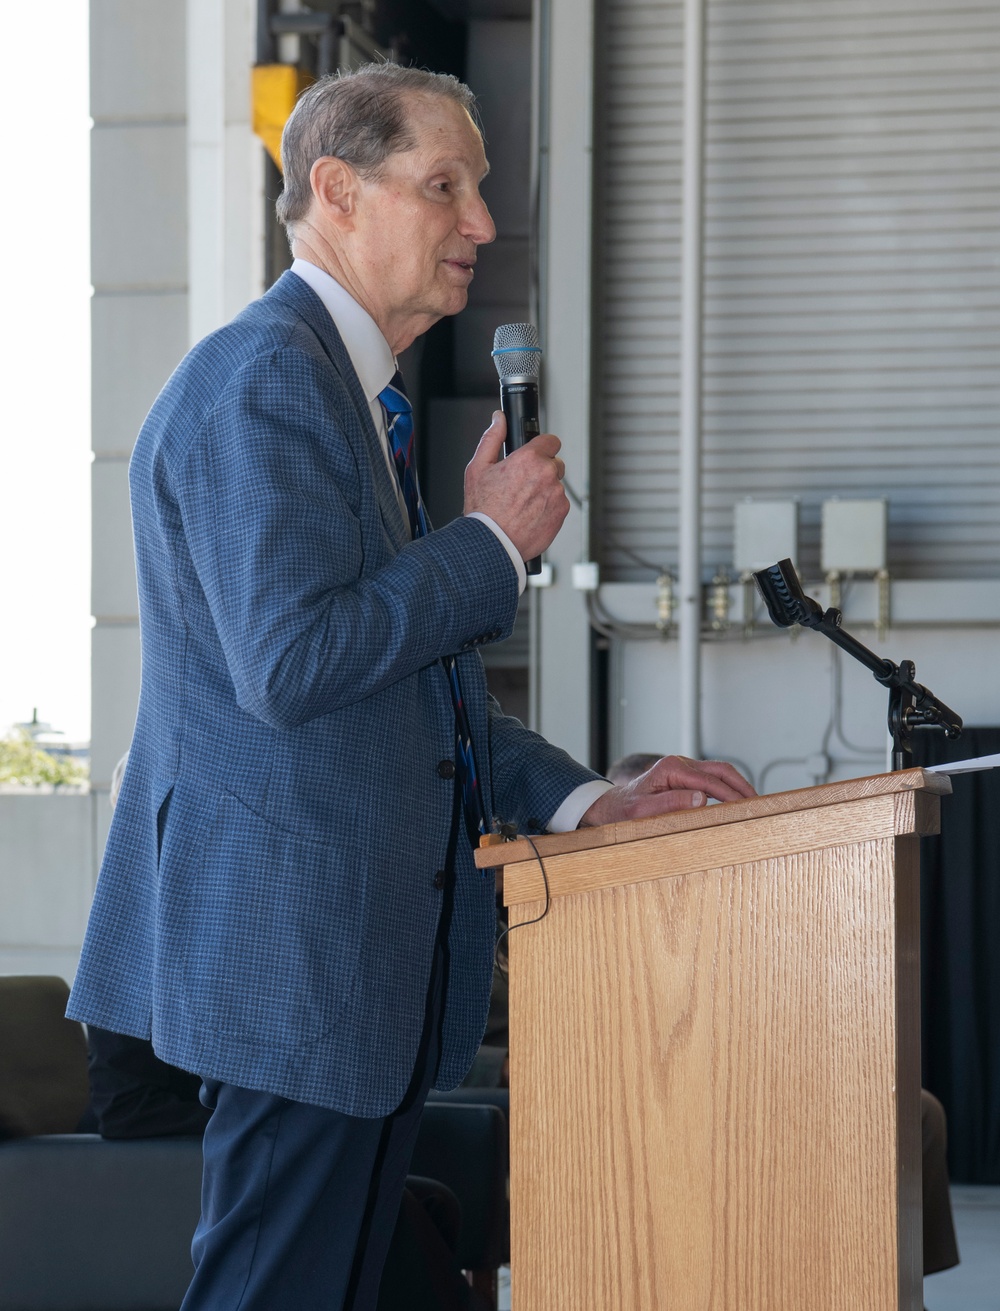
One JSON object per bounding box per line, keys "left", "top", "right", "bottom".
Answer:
{"left": 378, "top": 372, "right": 427, "bottom": 540}
{"left": 378, "top": 372, "right": 488, "bottom": 838}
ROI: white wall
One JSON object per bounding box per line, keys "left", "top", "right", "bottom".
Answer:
{"left": 0, "top": 793, "right": 110, "bottom": 984}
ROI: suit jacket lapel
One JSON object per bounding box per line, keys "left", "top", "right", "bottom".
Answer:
{"left": 266, "top": 272, "right": 411, "bottom": 552}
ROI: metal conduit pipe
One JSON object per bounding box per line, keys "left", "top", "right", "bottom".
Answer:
{"left": 677, "top": 0, "right": 706, "bottom": 758}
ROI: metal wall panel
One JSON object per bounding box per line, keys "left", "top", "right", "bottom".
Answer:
{"left": 596, "top": 0, "right": 1000, "bottom": 580}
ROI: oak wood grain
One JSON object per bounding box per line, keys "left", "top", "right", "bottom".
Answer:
{"left": 507, "top": 816, "right": 922, "bottom": 1309}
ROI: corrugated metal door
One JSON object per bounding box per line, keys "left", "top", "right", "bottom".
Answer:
{"left": 596, "top": 0, "right": 1000, "bottom": 580}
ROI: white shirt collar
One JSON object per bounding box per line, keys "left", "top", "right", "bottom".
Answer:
{"left": 290, "top": 259, "right": 396, "bottom": 402}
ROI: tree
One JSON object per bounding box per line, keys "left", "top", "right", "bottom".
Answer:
{"left": 0, "top": 730, "right": 88, "bottom": 787}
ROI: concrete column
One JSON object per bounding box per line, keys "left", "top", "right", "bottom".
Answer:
{"left": 187, "top": 0, "right": 263, "bottom": 344}
{"left": 90, "top": 0, "right": 189, "bottom": 806}
{"left": 534, "top": 0, "right": 596, "bottom": 764}
{"left": 90, "top": 0, "right": 261, "bottom": 834}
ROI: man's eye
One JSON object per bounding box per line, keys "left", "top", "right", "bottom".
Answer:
{"left": 435, "top": 181, "right": 451, "bottom": 193}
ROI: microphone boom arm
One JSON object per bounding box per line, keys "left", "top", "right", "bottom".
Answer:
{"left": 752, "top": 559, "right": 962, "bottom": 770}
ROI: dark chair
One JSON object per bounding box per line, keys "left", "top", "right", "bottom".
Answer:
{"left": 0, "top": 976, "right": 511, "bottom": 1311}
{"left": 0, "top": 976, "right": 89, "bottom": 1140}
{"left": 413, "top": 1100, "right": 509, "bottom": 1306}
{"left": 0, "top": 1133, "right": 204, "bottom": 1310}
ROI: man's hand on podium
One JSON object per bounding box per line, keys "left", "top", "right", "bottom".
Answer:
{"left": 578, "top": 755, "right": 756, "bottom": 828}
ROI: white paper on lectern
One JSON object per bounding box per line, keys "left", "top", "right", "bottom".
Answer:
{"left": 923, "top": 753, "right": 1000, "bottom": 775}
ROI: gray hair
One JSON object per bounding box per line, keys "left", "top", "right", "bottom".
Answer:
{"left": 276, "top": 63, "right": 479, "bottom": 235}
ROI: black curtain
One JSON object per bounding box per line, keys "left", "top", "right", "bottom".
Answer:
{"left": 913, "top": 727, "right": 1000, "bottom": 1183}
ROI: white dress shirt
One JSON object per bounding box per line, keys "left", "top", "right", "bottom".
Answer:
{"left": 290, "top": 259, "right": 612, "bottom": 831}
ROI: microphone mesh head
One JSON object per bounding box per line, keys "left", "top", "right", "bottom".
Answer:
{"left": 492, "top": 323, "right": 542, "bottom": 380}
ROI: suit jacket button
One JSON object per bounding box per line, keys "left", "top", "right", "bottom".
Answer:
{"left": 433, "top": 870, "right": 447, "bottom": 890}
{"left": 437, "top": 759, "right": 456, "bottom": 779}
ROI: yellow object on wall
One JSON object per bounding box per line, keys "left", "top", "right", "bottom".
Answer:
{"left": 252, "top": 64, "right": 313, "bottom": 171}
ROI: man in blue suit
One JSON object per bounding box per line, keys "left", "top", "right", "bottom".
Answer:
{"left": 69, "top": 63, "right": 753, "bottom": 1309}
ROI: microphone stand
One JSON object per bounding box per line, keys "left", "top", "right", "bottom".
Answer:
{"left": 753, "top": 560, "right": 963, "bottom": 770}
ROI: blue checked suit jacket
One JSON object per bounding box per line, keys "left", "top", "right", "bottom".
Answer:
{"left": 68, "top": 271, "right": 599, "bottom": 1116}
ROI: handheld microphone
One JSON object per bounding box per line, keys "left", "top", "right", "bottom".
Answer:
{"left": 492, "top": 323, "right": 543, "bottom": 576}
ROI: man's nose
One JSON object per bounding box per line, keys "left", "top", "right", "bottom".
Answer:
{"left": 462, "top": 193, "right": 496, "bottom": 246}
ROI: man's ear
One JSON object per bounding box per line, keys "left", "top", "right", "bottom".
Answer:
{"left": 309, "top": 156, "right": 358, "bottom": 228}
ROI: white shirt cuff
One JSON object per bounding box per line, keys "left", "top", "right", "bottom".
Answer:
{"left": 547, "top": 779, "right": 615, "bottom": 833}
{"left": 466, "top": 512, "right": 527, "bottom": 595}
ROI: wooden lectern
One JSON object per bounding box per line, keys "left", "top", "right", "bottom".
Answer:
{"left": 474, "top": 769, "right": 950, "bottom": 1311}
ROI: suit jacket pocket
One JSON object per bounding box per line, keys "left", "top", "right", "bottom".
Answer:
{"left": 178, "top": 792, "right": 365, "bottom": 1046}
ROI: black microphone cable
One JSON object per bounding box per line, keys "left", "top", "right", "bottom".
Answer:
{"left": 492, "top": 832, "right": 551, "bottom": 981}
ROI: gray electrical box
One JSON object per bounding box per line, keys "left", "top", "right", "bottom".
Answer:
{"left": 821, "top": 499, "right": 888, "bottom": 573}
{"left": 733, "top": 500, "right": 799, "bottom": 573}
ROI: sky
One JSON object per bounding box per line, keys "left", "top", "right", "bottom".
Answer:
{"left": 0, "top": 1, "right": 91, "bottom": 741}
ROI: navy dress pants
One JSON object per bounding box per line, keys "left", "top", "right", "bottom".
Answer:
{"left": 179, "top": 944, "right": 446, "bottom": 1311}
